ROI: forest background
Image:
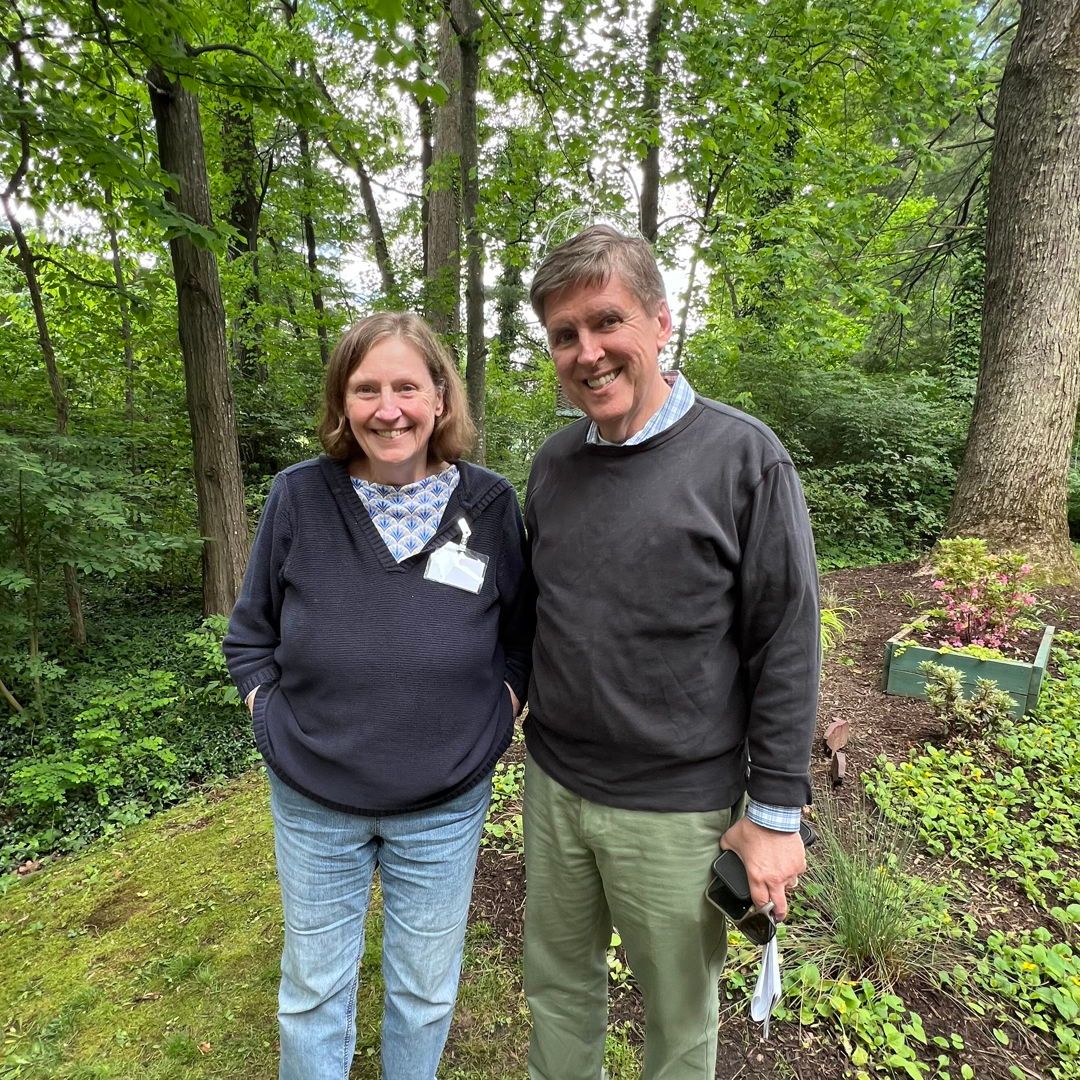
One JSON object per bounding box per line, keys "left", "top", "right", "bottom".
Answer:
{"left": 1, "top": 0, "right": 1078, "bottom": 864}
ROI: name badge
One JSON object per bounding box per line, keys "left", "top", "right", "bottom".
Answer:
{"left": 423, "top": 517, "right": 489, "bottom": 594}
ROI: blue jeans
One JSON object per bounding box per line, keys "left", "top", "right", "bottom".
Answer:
{"left": 268, "top": 770, "right": 491, "bottom": 1080}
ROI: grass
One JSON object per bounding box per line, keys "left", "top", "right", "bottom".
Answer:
{"left": 0, "top": 770, "right": 642, "bottom": 1080}
{"left": 794, "top": 796, "right": 957, "bottom": 987}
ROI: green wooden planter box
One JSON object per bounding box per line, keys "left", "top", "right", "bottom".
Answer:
{"left": 882, "top": 623, "right": 1055, "bottom": 717}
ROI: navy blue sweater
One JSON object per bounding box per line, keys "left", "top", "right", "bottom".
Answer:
{"left": 223, "top": 456, "right": 532, "bottom": 814}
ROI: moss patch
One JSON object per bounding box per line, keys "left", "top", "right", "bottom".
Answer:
{"left": 0, "top": 770, "right": 558, "bottom": 1080}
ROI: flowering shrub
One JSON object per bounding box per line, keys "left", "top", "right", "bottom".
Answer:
{"left": 927, "top": 538, "right": 1037, "bottom": 651}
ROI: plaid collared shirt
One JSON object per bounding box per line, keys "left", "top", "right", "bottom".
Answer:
{"left": 586, "top": 370, "right": 801, "bottom": 833}
{"left": 586, "top": 371, "right": 696, "bottom": 446}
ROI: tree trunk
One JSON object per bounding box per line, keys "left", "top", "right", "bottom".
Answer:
{"left": 148, "top": 62, "right": 250, "bottom": 614}
{"left": 944, "top": 1, "right": 1080, "bottom": 581}
{"left": 495, "top": 260, "right": 525, "bottom": 364}
{"left": 460, "top": 0, "right": 485, "bottom": 461}
{"left": 2, "top": 198, "right": 86, "bottom": 647}
{"left": 103, "top": 187, "right": 137, "bottom": 448}
{"left": 415, "top": 23, "right": 434, "bottom": 277}
{"left": 639, "top": 0, "right": 665, "bottom": 243}
{"left": 280, "top": 0, "right": 330, "bottom": 365}
{"left": 221, "top": 101, "right": 265, "bottom": 381}
{"left": 355, "top": 159, "right": 398, "bottom": 301}
{"left": 425, "top": 3, "right": 463, "bottom": 337}
{"left": 297, "top": 145, "right": 330, "bottom": 366}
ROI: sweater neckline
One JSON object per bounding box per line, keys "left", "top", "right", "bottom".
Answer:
{"left": 319, "top": 456, "right": 501, "bottom": 572}
{"left": 579, "top": 399, "right": 704, "bottom": 455}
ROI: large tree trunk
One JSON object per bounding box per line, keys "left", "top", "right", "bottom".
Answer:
{"left": 639, "top": 0, "right": 665, "bottom": 243}
{"left": 148, "top": 62, "right": 249, "bottom": 614}
{"left": 425, "top": 3, "right": 463, "bottom": 337}
{"left": 460, "top": 0, "right": 485, "bottom": 461}
{"left": 945, "top": 1, "right": 1080, "bottom": 581}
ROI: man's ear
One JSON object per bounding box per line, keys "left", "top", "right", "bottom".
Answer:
{"left": 656, "top": 301, "right": 674, "bottom": 350}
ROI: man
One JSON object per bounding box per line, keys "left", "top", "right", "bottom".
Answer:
{"left": 522, "top": 225, "right": 820, "bottom": 1080}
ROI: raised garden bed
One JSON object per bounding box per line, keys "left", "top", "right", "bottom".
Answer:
{"left": 882, "top": 623, "right": 1055, "bottom": 717}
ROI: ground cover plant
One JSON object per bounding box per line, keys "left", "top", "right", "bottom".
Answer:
{"left": 4, "top": 565, "right": 1080, "bottom": 1079}
{"left": 0, "top": 601, "right": 256, "bottom": 869}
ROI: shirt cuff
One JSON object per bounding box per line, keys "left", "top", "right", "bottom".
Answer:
{"left": 746, "top": 800, "right": 802, "bottom": 833}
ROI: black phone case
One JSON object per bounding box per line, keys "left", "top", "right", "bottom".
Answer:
{"left": 708, "top": 850, "right": 753, "bottom": 920}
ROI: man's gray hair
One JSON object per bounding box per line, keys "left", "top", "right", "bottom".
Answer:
{"left": 530, "top": 225, "right": 667, "bottom": 326}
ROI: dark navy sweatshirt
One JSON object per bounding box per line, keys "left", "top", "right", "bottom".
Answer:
{"left": 223, "top": 455, "right": 532, "bottom": 814}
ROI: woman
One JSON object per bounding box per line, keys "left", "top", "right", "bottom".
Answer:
{"left": 223, "top": 312, "right": 531, "bottom": 1080}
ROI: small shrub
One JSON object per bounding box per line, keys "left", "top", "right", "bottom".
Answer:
{"left": 919, "top": 661, "right": 1017, "bottom": 737}
{"left": 926, "top": 538, "right": 1037, "bottom": 651}
{"left": 0, "top": 616, "right": 256, "bottom": 865}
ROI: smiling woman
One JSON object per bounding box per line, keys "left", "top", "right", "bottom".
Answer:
{"left": 344, "top": 337, "right": 446, "bottom": 486}
{"left": 223, "top": 311, "right": 532, "bottom": 1080}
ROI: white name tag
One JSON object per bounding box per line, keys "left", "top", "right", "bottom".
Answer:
{"left": 424, "top": 542, "right": 489, "bottom": 594}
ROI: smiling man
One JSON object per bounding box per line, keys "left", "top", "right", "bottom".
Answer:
{"left": 522, "top": 225, "right": 821, "bottom": 1080}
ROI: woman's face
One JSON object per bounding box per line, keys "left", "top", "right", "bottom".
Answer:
{"left": 344, "top": 337, "right": 445, "bottom": 486}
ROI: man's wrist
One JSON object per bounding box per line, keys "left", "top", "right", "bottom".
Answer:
{"left": 745, "top": 800, "right": 802, "bottom": 833}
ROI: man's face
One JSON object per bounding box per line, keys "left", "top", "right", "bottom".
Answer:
{"left": 544, "top": 275, "right": 673, "bottom": 444}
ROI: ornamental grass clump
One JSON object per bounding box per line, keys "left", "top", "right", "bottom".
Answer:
{"left": 927, "top": 538, "right": 1037, "bottom": 653}
{"left": 796, "top": 796, "right": 955, "bottom": 988}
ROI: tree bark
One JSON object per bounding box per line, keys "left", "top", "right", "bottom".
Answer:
{"left": 221, "top": 101, "right": 265, "bottom": 381}
{"left": 460, "top": 0, "right": 485, "bottom": 461}
{"left": 415, "top": 23, "right": 434, "bottom": 277}
{"left": 945, "top": 1, "right": 1080, "bottom": 581}
{"left": 639, "top": 0, "right": 665, "bottom": 243}
{"left": 103, "top": 187, "right": 137, "bottom": 443}
{"left": 280, "top": 0, "right": 330, "bottom": 364}
{"left": 495, "top": 260, "right": 525, "bottom": 364}
{"left": 296, "top": 126, "right": 330, "bottom": 366}
{"left": 355, "top": 159, "right": 398, "bottom": 301}
{"left": 148, "top": 62, "right": 250, "bottom": 614}
{"left": 425, "top": 3, "right": 463, "bottom": 337}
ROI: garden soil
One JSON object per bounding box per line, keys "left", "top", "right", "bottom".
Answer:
{"left": 469, "top": 561, "right": 1080, "bottom": 1080}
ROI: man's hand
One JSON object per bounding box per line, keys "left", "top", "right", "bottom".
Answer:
{"left": 719, "top": 816, "right": 806, "bottom": 922}
{"left": 245, "top": 686, "right": 259, "bottom": 716}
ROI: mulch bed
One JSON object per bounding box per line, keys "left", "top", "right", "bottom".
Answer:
{"left": 468, "top": 561, "right": 1080, "bottom": 1079}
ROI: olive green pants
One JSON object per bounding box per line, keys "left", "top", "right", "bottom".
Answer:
{"left": 523, "top": 756, "right": 733, "bottom": 1080}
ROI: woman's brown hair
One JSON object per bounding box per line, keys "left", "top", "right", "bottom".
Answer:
{"left": 318, "top": 313, "right": 476, "bottom": 463}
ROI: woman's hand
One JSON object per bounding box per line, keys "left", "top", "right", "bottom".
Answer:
{"left": 245, "top": 686, "right": 260, "bottom": 716}
{"left": 505, "top": 682, "right": 521, "bottom": 717}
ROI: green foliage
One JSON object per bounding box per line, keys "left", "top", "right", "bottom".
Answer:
{"left": 0, "top": 613, "right": 256, "bottom": 866}
{"left": 866, "top": 633, "right": 1080, "bottom": 907}
{"left": 0, "top": 434, "right": 194, "bottom": 711}
{"left": 482, "top": 754, "right": 524, "bottom": 855}
{"left": 918, "top": 662, "right": 1017, "bottom": 737}
{"left": 483, "top": 356, "right": 559, "bottom": 497}
{"left": 681, "top": 363, "right": 964, "bottom": 567}
{"left": 972, "top": 927, "right": 1080, "bottom": 1078}
{"left": 790, "top": 974, "right": 939, "bottom": 1080}
{"left": 820, "top": 590, "right": 858, "bottom": 655}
